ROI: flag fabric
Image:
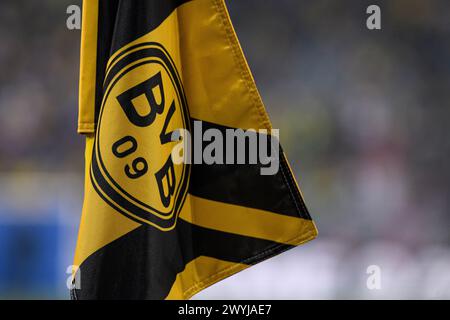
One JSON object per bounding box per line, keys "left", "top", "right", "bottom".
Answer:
{"left": 73, "top": 0, "right": 317, "bottom": 300}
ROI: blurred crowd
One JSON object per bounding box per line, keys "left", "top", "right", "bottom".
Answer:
{"left": 0, "top": 0, "right": 449, "bottom": 298}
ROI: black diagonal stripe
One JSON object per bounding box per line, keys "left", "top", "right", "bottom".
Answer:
{"left": 107, "top": 0, "right": 192, "bottom": 55}
{"left": 93, "top": 0, "right": 192, "bottom": 125}
{"left": 189, "top": 119, "right": 312, "bottom": 220}
{"left": 72, "top": 220, "right": 293, "bottom": 300}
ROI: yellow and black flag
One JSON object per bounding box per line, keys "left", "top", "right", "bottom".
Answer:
{"left": 73, "top": 0, "right": 318, "bottom": 299}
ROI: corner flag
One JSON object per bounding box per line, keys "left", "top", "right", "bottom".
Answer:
{"left": 73, "top": 0, "right": 317, "bottom": 299}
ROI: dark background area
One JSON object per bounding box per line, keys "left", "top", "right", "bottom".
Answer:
{"left": 0, "top": 0, "right": 449, "bottom": 298}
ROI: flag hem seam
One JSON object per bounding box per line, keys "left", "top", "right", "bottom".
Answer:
{"left": 180, "top": 225, "right": 318, "bottom": 300}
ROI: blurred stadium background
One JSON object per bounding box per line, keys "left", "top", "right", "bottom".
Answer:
{"left": 1, "top": 0, "right": 450, "bottom": 299}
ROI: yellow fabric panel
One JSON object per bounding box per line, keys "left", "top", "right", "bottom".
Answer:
{"left": 178, "top": 0, "right": 272, "bottom": 130}
{"left": 180, "top": 195, "right": 317, "bottom": 246}
{"left": 78, "top": 0, "right": 98, "bottom": 134}
{"left": 73, "top": 135, "right": 140, "bottom": 268}
{"left": 166, "top": 256, "right": 248, "bottom": 300}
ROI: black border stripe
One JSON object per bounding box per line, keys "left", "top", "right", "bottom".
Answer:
{"left": 189, "top": 119, "right": 312, "bottom": 220}
{"left": 72, "top": 220, "right": 293, "bottom": 300}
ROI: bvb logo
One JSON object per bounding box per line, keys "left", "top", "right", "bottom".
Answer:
{"left": 91, "top": 43, "right": 191, "bottom": 231}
